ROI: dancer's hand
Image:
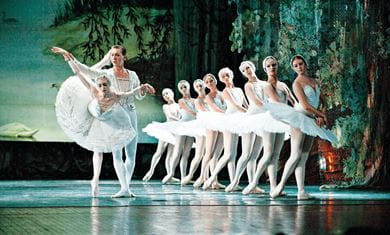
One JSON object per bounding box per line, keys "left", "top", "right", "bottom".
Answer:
{"left": 51, "top": 46, "right": 74, "bottom": 61}
{"left": 141, "top": 83, "right": 155, "bottom": 95}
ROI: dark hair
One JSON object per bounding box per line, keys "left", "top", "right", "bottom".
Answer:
{"left": 290, "top": 54, "right": 307, "bottom": 67}
{"left": 111, "top": 45, "right": 127, "bottom": 56}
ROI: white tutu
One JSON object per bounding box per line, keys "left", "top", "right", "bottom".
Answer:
{"left": 142, "top": 121, "right": 176, "bottom": 144}
{"left": 55, "top": 76, "right": 136, "bottom": 152}
{"left": 196, "top": 111, "right": 231, "bottom": 132}
{"left": 174, "top": 119, "right": 206, "bottom": 137}
{"left": 264, "top": 102, "right": 337, "bottom": 144}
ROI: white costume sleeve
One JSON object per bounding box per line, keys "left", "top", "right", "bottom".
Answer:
{"left": 131, "top": 71, "right": 145, "bottom": 100}
{"left": 71, "top": 58, "right": 107, "bottom": 81}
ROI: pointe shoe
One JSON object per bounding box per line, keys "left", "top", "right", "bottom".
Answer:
{"left": 242, "top": 183, "right": 256, "bottom": 195}
{"left": 251, "top": 186, "right": 265, "bottom": 194}
{"left": 297, "top": 192, "right": 313, "bottom": 200}
{"left": 162, "top": 175, "right": 172, "bottom": 184}
{"left": 202, "top": 178, "right": 213, "bottom": 190}
{"left": 142, "top": 172, "right": 152, "bottom": 181}
{"left": 270, "top": 184, "right": 283, "bottom": 199}
{"left": 181, "top": 176, "right": 192, "bottom": 186}
{"left": 111, "top": 189, "right": 128, "bottom": 198}
{"left": 193, "top": 178, "right": 204, "bottom": 188}
{"left": 212, "top": 181, "right": 226, "bottom": 189}
{"left": 225, "top": 182, "right": 237, "bottom": 192}
{"left": 171, "top": 177, "right": 181, "bottom": 183}
{"left": 90, "top": 180, "right": 99, "bottom": 198}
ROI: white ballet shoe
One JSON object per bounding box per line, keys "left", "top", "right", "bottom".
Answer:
{"left": 171, "top": 177, "right": 181, "bottom": 183}
{"left": 193, "top": 178, "right": 204, "bottom": 188}
{"left": 251, "top": 186, "right": 265, "bottom": 194}
{"left": 90, "top": 180, "right": 99, "bottom": 198}
{"left": 181, "top": 176, "right": 192, "bottom": 186}
{"left": 202, "top": 178, "right": 213, "bottom": 190}
{"left": 225, "top": 182, "right": 237, "bottom": 192}
{"left": 212, "top": 181, "right": 226, "bottom": 189}
{"left": 297, "top": 192, "right": 313, "bottom": 200}
{"left": 142, "top": 172, "right": 152, "bottom": 181}
{"left": 111, "top": 189, "right": 128, "bottom": 198}
{"left": 270, "top": 184, "right": 284, "bottom": 199}
{"left": 162, "top": 175, "right": 172, "bottom": 184}
{"left": 242, "top": 183, "right": 256, "bottom": 195}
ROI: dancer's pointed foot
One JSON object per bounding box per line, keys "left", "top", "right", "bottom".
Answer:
{"left": 242, "top": 183, "right": 256, "bottom": 195}
{"left": 181, "top": 176, "right": 192, "bottom": 186}
{"left": 193, "top": 178, "right": 204, "bottom": 188}
{"left": 171, "top": 177, "right": 180, "bottom": 183}
{"left": 162, "top": 175, "right": 172, "bottom": 184}
{"left": 251, "top": 186, "right": 265, "bottom": 194}
{"left": 270, "top": 184, "right": 284, "bottom": 199}
{"left": 225, "top": 181, "right": 237, "bottom": 192}
{"left": 111, "top": 189, "right": 128, "bottom": 198}
{"left": 297, "top": 191, "right": 313, "bottom": 200}
{"left": 90, "top": 180, "right": 99, "bottom": 198}
{"left": 142, "top": 172, "right": 152, "bottom": 181}
{"left": 212, "top": 181, "right": 226, "bottom": 190}
{"left": 202, "top": 178, "right": 213, "bottom": 190}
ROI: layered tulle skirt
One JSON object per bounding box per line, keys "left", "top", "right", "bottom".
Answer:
{"left": 55, "top": 76, "right": 136, "bottom": 152}
{"left": 264, "top": 102, "right": 337, "bottom": 144}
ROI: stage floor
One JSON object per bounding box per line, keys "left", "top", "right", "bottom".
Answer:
{"left": 1, "top": 180, "right": 390, "bottom": 234}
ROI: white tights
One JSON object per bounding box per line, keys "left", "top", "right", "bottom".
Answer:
{"left": 242, "top": 131, "right": 285, "bottom": 194}
{"left": 143, "top": 141, "right": 173, "bottom": 181}
{"left": 182, "top": 136, "right": 205, "bottom": 184}
{"left": 272, "top": 127, "right": 314, "bottom": 198}
{"left": 203, "top": 131, "right": 239, "bottom": 189}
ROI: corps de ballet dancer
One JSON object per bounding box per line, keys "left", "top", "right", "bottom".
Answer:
{"left": 268, "top": 55, "right": 337, "bottom": 200}
{"left": 202, "top": 67, "right": 249, "bottom": 190}
{"left": 162, "top": 80, "right": 196, "bottom": 184}
{"left": 190, "top": 74, "right": 226, "bottom": 189}
{"left": 241, "top": 56, "right": 294, "bottom": 195}
{"left": 52, "top": 46, "right": 155, "bottom": 198}
{"left": 142, "top": 88, "right": 181, "bottom": 181}
{"left": 179, "top": 79, "right": 208, "bottom": 185}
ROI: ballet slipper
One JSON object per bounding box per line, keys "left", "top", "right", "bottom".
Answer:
{"left": 162, "top": 175, "right": 172, "bottom": 184}
{"left": 297, "top": 191, "right": 313, "bottom": 200}
{"left": 193, "top": 178, "right": 204, "bottom": 188}
{"left": 171, "top": 177, "right": 180, "bottom": 183}
{"left": 212, "top": 181, "right": 226, "bottom": 189}
{"left": 90, "top": 180, "right": 99, "bottom": 198}
{"left": 250, "top": 186, "right": 265, "bottom": 194}
{"left": 111, "top": 189, "right": 128, "bottom": 198}
{"left": 242, "top": 182, "right": 256, "bottom": 195}
{"left": 202, "top": 178, "right": 213, "bottom": 190}
{"left": 142, "top": 171, "right": 152, "bottom": 181}
{"left": 270, "top": 184, "right": 284, "bottom": 199}
{"left": 181, "top": 176, "right": 192, "bottom": 185}
{"left": 233, "top": 185, "right": 243, "bottom": 191}
{"left": 225, "top": 181, "right": 237, "bottom": 192}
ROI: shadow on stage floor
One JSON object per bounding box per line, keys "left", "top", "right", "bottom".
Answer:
{"left": 1, "top": 180, "right": 390, "bottom": 234}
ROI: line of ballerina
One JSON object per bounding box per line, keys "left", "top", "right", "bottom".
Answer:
{"left": 52, "top": 45, "right": 336, "bottom": 200}
{"left": 142, "top": 56, "right": 337, "bottom": 200}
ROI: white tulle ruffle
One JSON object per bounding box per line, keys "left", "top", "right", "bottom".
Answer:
{"left": 142, "top": 121, "right": 176, "bottom": 144}
{"left": 264, "top": 102, "right": 337, "bottom": 144}
{"left": 55, "top": 76, "right": 136, "bottom": 152}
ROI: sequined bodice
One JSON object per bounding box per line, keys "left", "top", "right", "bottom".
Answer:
{"left": 214, "top": 93, "right": 227, "bottom": 111}
{"left": 303, "top": 85, "right": 320, "bottom": 109}
{"left": 165, "top": 103, "right": 181, "bottom": 121}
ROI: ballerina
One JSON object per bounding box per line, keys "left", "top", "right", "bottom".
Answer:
{"left": 162, "top": 80, "right": 196, "bottom": 183}
{"left": 269, "top": 54, "right": 337, "bottom": 200}
{"left": 190, "top": 74, "right": 226, "bottom": 189}
{"left": 142, "top": 88, "right": 181, "bottom": 181}
{"left": 179, "top": 79, "right": 208, "bottom": 185}
{"left": 202, "top": 67, "right": 248, "bottom": 190}
{"left": 240, "top": 57, "right": 294, "bottom": 195}
{"left": 52, "top": 46, "right": 155, "bottom": 198}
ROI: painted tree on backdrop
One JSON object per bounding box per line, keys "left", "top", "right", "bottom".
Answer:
{"left": 229, "top": 0, "right": 390, "bottom": 187}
